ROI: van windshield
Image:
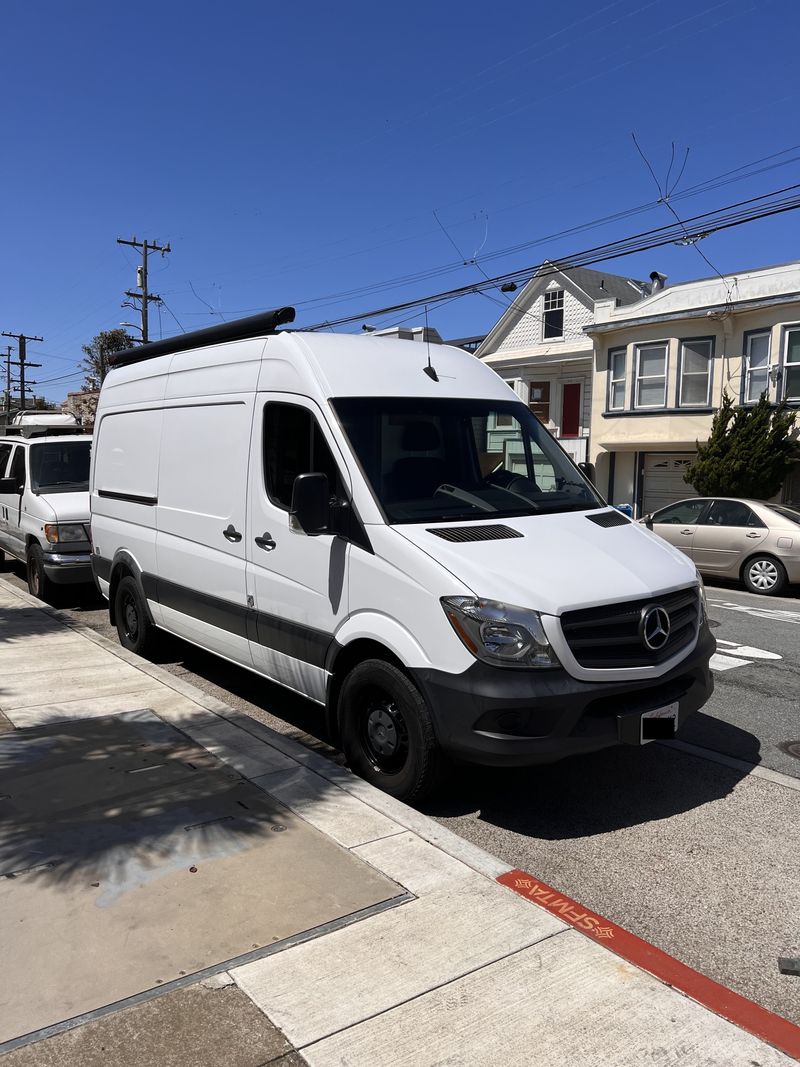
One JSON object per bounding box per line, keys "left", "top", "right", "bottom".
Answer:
{"left": 332, "top": 397, "right": 604, "bottom": 523}
{"left": 30, "top": 441, "right": 91, "bottom": 494}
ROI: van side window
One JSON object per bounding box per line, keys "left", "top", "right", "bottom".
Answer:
{"left": 9, "top": 447, "right": 26, "bottom": 489}
{"left": 0, "top": 443, "right": 13, "bottom": 476}
{"left": 264, "top": 404, "right": 344, "bottom": 509}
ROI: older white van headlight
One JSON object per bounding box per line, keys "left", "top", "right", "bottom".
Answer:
{"left": 441, "top": 596, "right": 559, "bottom": 669}
{"left": 44, "top": 523, "right": 88, "bottom": 544}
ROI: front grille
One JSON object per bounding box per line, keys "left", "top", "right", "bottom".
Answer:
{"left": 560, "top": 586, "right": 699, "bottom": 669}
{"left": 427, "top": 524, "right": 523, "bottom": 543}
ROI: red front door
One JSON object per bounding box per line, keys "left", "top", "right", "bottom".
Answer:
{"left": 561, "top": 383, "right": 581, "bottom": 437}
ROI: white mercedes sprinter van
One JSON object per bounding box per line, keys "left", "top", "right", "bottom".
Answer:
{"left": 0, "top": 415, "right": 93, "bottom": 601}
{"left": 90, "top": 308, "right": 714, "bottom": 801}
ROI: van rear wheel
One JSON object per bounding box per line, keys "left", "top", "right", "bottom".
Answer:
{"left": 115, "top": 575, "right": 158, "bottom": 657}
{"left": 339, "top": 659, "right": 441, "bottom": 803}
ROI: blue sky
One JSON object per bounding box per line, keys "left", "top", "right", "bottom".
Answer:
{"left": 3, "top": 0, "right": 800, "bottom": 401}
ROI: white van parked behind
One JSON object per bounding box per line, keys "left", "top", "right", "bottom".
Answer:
{"left": 0, "top": 413, "right": 93, "bottom": 601}
{"left": 90, "top": 309, "right": 714, "bottom": 801}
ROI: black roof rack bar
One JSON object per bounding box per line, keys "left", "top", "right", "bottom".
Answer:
{"left": 107, "top": 306, "right": 296, "bottom": 369}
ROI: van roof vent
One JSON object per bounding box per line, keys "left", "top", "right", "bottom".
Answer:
{"left": 107, "top": 307, "right": 296, "bottom": 369}
{"left": 427, "top": 524, "right": 523, "bottom": 543}
{"left": 586, "top": 510, "right": 630, "bottom": 528}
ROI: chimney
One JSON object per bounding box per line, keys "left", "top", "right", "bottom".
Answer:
{"left": 650, "top": 271, "right": 668, "bottom": 292}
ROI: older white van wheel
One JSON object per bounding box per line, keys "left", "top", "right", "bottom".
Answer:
{"left": 27, "top": 545, "right": 55, "bottom": 603}
{"left": 339, "top": 659, "right": 441, "bottom": 803}
{"left": 115, "top": 575, "right": 158, "bottom": 656}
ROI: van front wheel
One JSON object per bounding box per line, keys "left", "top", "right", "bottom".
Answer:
{"left": 115, "top": 575, "right": 158, "bottom": 657}
{"left": 27, "top": 545, "right": 55, "bottom": 603}
{"left": 339, "top": 659, "right": 441, "bottom": 803}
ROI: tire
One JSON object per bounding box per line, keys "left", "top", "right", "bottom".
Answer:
{"left": 742, "top": 555, "right": 788, "bottom": 597}
{"left": 27, "top": 544, "right": 56, "bottom": 603}
{"left": 114, "top": 574, "right": 158, "bottom": 656}
{"left": 339, "top": 658, "right": 441, "bottom": 803}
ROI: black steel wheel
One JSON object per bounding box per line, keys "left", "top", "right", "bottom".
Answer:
{"left": 339, "top": 658, "right": 441, "bottom": 802}
{"left": 114, "top": 574, "right": 158, "bottom": 656}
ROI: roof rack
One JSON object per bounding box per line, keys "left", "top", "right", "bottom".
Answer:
{"left": 107, "top": 306, "right": 297, "bottom": 369}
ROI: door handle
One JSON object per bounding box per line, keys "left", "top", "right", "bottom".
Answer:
{"left": 254, "top": 532, "right": 276, "bottom": 551}
{"left": 746, "top": 531, "right": 762, "bottom": 538}
{"left": 680, "top": 528, "right": 693, "bottom": 535}
{"left": 223, "top": 524, "right": 242, "bottom": 543}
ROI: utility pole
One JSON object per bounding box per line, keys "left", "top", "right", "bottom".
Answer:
{"left": 3, "top": 345, "right": 12, "bottom": 412}
{"left": 0, "top": 332, "right": 43, "bottom": 410}
{"left": 117, "top": 236, "right": 171, "bottom": 343}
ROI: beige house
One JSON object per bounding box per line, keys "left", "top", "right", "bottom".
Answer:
{"left": 475, "top": 262, "right": 648, "bottom": 465}
{"left": 585, "top": 260, "right": 800, "bottom": 515}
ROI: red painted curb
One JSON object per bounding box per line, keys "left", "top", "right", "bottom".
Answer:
{"left": 498, "top": 869, "right": 800, "bottom": 1062}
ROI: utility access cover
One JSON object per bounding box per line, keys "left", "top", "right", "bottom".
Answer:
{"left": 0, "top": 710, "right": 405, "bottom": 1049}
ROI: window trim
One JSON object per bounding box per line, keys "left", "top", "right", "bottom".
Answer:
{"left": 633, "top": 341, "right": 669, "bottom": 410}
{"left": 262, "top": 400, "right": 348, "bottom": 514}
{"left": 781, "top": 323, "right": 800, "bottom": 403}
{"left": 741, "top": 328, "right": 772, "bottom": 405}
{"left": 607, "top": 346, "right": 627, "bottom": 412}
{"left": 528, "top": 379, "right": 552, "bottom": 424}
{"left": 677, "top": 335, "right": 715, "bottom": 409}
{"left": 541, "top": 288, "right": 565, "bottom": 342}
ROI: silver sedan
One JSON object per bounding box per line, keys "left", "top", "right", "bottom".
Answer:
{"left": 640, "top": 497, "right": 800, "bottom": 596}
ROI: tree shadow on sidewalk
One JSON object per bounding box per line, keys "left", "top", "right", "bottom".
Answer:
{"left": 0, "top": 710, "right": 285, "bottom": 890}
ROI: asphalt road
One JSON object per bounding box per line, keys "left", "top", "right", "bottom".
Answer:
{"left": 2, "top": 563, "right": 799, "bottom": 1023}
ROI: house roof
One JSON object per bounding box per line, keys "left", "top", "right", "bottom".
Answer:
{"left": 554, "top": 263, "right": 649, "bottom": 306}
{"left": 475, "top": 261, "right": 648, "bottom": 358}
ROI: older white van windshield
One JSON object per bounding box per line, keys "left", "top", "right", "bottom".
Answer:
{"left": 333, "top": 397, "right": 603, "bottom": 523}
{"left": 30, "top": 440, "right": 91, "bottom": 494}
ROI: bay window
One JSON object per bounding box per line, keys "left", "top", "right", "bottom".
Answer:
{"left": 744, "top": 331, "right": 771, "bottom": 403}
{"left": 678, "top": 338, "right": 713, "bottom": 407}
{"left": 634, "top": 343, "right": 668, "bottom": 408}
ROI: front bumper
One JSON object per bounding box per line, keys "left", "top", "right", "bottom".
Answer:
{"left": 415, "top": 625, "right": 715, "bottom": 767}
{"left": 43, "top": 552, "right": 94, "bottom": 585}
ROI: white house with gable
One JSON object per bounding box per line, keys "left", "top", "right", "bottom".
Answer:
{"left": 475, "top": 262, "right": 648, "bottom": 469}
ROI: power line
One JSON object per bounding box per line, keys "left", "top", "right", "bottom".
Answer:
{"left": 304, "top": 184, "right": 800, "bottom": 331}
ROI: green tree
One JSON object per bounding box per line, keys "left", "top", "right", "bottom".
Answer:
{"left": 685, "top": 393, "right": 799, "bottom": 498}
{"left": 81, "top": 329, "right": 136, "bottom": 389}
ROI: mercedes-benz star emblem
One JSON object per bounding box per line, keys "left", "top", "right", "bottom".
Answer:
{"left": 640, "top": 605, "right": 671, "bottom": 651}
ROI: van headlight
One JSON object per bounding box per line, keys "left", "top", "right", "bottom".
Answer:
{"left": 44, "top": 523, "right": 87, "bottom": 544}
{"left": 441, "top": 596, "right": 559, "bottom": 669}
{"left": 698, "top": 578, "right": 708, "bottom": 624}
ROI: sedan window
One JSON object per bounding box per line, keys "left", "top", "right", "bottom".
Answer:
{"left": 652, "top": 499, "right": 707, "bottom": 525}
{"left": 701, "top": 500, "right": 765, "bottom": 528}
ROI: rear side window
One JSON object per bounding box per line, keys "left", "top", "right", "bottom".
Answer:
{"left": 264, "top": 404, "right": 344, "bottom": 509}
{"left": 702, "top": 500, "right": 765, "bottom": 528}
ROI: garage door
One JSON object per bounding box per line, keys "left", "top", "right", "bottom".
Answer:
{"left": 642, "top": 452, "right": 698, "bottom": 515}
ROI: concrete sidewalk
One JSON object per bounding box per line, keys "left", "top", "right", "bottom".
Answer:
{"left": 0, "top": 576, "right": 797, "bottom": 1066}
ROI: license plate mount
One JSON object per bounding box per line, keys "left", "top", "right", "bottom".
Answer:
{"left": 641, "top": 701, "right": 678, "bottom": 742}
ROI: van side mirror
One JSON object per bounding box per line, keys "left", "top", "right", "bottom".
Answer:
{"left": 578, "top": 461, "right": 596, "bottom": 485}
{"left": 644, "top": 513, "right": 654, "bottom": 530}
{"left": 0, "top": 477, "right": 21, "bottom": 494}
{"left": 290, "top": 473, "right": 331, "bottom": 535}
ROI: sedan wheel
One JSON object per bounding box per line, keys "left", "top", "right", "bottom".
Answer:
{"left": 743, "top": 555, "right": 788, "bottom": 597}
